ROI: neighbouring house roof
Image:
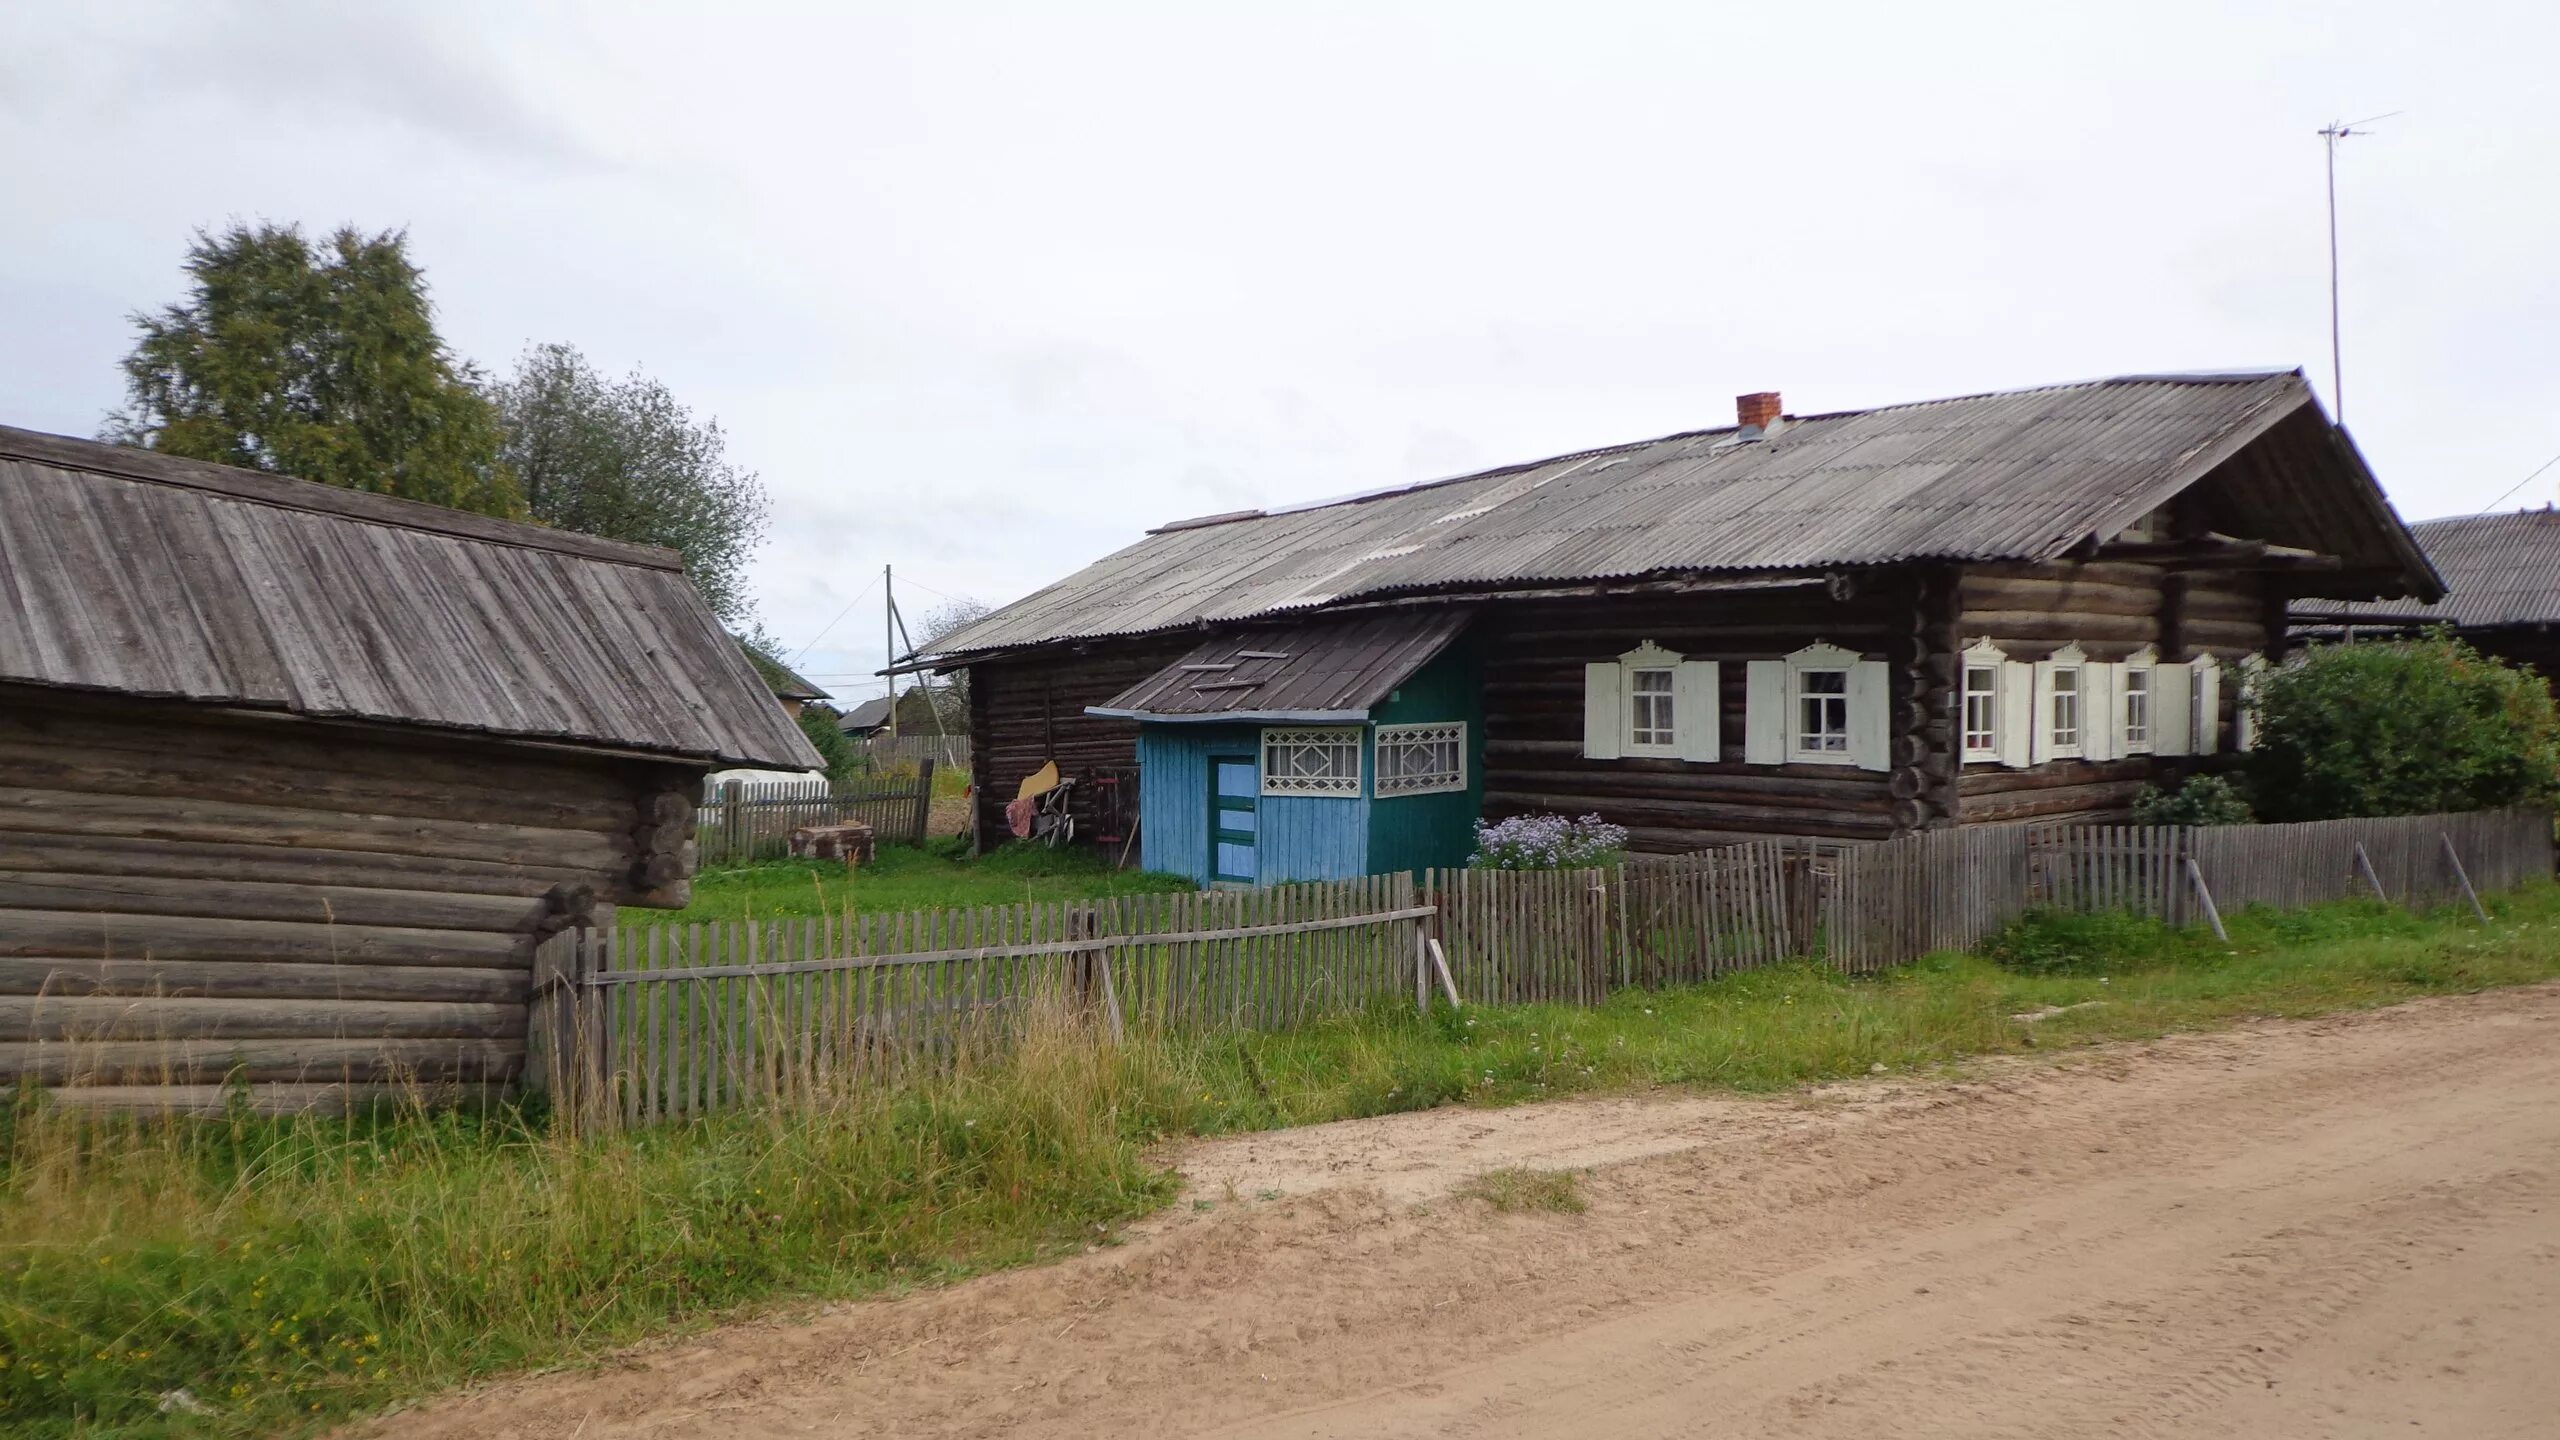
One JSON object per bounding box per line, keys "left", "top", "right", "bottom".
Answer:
{"left": 740, "top": 643, "right": 831, "bottom": 703}
{"left": 1089, "top": 609, "right": 1473, "bottom": 723}
{"left": 924, "top": 370, "right": 2438, "bottom": 661}
{"left": 0, "top": 424, "right": 823, "bottom": 770}
{"left": 837, "top": 695, "right": 896, "bottom": 732}
{"left": 2294, "top": 510, "right": 2560, "bottom": 630}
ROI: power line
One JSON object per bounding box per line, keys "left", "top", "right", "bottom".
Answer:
{"left": 786, "top": 571, "right": 882, "bottom": 667}
{"left": 2478, "top": 444, "right": 2560, "bottom": 512}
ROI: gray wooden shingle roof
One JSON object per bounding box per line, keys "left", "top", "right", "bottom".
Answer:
{"left": 0, "top": 424, "right": 822, "bottom": 770}
{"left": 928, "top": 370, "right": 2436, "bottom": 659}
{"left": 1088, "top": 610, "right": 1472, "bottom": 722}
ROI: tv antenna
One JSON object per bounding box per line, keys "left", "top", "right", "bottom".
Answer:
{"left": 2317, "top": 111, "right": 2400, "bottom": 424}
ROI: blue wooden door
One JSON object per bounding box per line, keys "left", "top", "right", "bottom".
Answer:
{"left": 1210, "top": 756, "right": 1258, "bottom": 883}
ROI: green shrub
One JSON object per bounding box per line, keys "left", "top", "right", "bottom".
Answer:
{"left": 2131, "top": 773, "right": 2254, "bottom": 826}
{"left": 1983, "top": 907, "right": 2191, "bottom": 975}
{"left": 2246, "top": 634, "right": 2560, "bottom": 821}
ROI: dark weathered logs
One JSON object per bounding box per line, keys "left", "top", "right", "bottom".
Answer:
{"left": 0, "top": 835, "right": 613, "bottom": 895}
{"left": 0, "top": 786, "right": 628, "bottom": 869}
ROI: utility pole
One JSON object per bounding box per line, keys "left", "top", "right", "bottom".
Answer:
{"left": 2317, "top": 111, "right": 2399, "bottom": 425}
{"left": 883, "top": 563, "right": 897, "bottom": 739}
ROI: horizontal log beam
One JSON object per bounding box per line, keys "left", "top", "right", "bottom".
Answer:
{"left": 0, "top": 1038, "right": 524, "bottom": 1084}
{"left": 0, "top": 871, "right": 549, "bottom": 932}
{"left": 0, "top": 958, "right": 529, "bottom": 1004}
{"left": 0, "top": 996, "right": 522, "bottom": 1042}
{"left": 0, "top": 909, "right": 528, "bottom": 967}
{"left": 33, "top": 1081, "right": 510, "bottom": 1116}
{"left": 0, "top": 834, "right": 611, "bottom": 896}
{"left": 0, "top": 785, "right": 627, "bottom": 869}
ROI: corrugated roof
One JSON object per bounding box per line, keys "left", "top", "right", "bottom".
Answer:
{"left": 929, "top": 370, "right": 2434, "bottom": 658}
{"left": 837, "top": 695, "right": 896, "bottom": 732}
{"left": 1089, "top": 610, "right": 1472, "bottom": 722}
{"left": 2297, "top": 509, "right": 2560, "bottom": 629}
{"left": 0, "top": 424, "right": 822, "bottom": 770}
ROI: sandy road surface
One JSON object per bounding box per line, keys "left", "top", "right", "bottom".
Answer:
{"left": 370, "top": 986, "right": 2560, "bottom": 1439}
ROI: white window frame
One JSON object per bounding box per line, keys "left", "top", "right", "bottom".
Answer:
{"left": 1583, "top": 643, "right": 1719, "bottom": 763}
{"left": 1793, "top": 663, "right": 1854, "bottom": 761}
{"left": 1260, "top": 726, "right": 1362, "bottom": 796}
{"left": 1373, "top": 721, "right": 1467, "bottom": 796}
{"left": 2235, "top": 652, "right": 2268, "bottom": 752}
{"left": 2032, "top": 642, "right": 2089, "bottom": 763}
{"left": 1775, "top": 641, "right": 1878, "bottom": 769}
{"left": 2121, "top": 646, "right": 2156, "bottom": 755}
{"left": 1624, "top": 644, "right": 1680, "bottom": 755}
{"left": 1960, "top": 639, "right": 2007, "bottom": 764}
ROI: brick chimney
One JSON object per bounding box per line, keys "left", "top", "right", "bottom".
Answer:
{"left": 1737, "top": 391, "right": 1783, "bottom": 432}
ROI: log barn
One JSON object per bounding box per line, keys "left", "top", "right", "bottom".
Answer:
{"left": 0, "top": 424, "right": 820, "bottom": 1111}
{"left": 915, "top": 371, "right": 2439, "bottom": 881}
{"left": 2293, "top": 508, "right": 2560, "bottom": 683}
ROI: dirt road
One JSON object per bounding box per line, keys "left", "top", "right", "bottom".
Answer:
{"left": 372, "top": 986, "right": 2560, "bottom": 1438}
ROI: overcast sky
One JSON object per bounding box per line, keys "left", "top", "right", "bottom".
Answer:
{"left": 5, "top": 1, "right": 2554, "bottom": 702}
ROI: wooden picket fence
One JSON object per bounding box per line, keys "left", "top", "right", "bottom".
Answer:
{"left": 695, "top": 761, "right": 936, "bottom": 866}
{"left": 536, "top": 807, "right": 2553, "bottom": 1127}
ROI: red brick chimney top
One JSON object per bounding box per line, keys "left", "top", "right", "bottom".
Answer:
{"left": 1737, "top": 392, "right": 1783, "bottom": 431}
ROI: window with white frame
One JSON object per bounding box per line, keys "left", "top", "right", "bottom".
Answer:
{"left": 2122, "top": 654, "right": 2154, "bottom": 753}
{"left": 1629, "top": 667, "right": 1675, "bottom": 749}
{"left": 1795, "top": 667, "right": 1851, "bottom": 757}
{"left": 2048, "top": 663, "right": 2083, "bottom": 755}
{"left": 1374, "top": 722, "right": 1466, "bottom": 795}
{"left": 1260, "top": 727, "right": 1361, "bottom": 795}
{"left": 1963, "top": 661, "right": 2001, "bottom": 759}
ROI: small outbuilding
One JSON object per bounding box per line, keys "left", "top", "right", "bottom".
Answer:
{"left": 2292, "top": 509, "right": 2560, "bottom": 682}
{"left": 0, "top": 424, "right": 820, "bottom": 1111}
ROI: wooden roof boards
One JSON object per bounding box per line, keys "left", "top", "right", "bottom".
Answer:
{"left": 928, "top": 370, "right": 2439, "bottom": 659}
{"left": 0, "top": 425, "right": 820, "bottom": 770}
{"left": 1088, "top": 610, "right": 1473, "bottom": 722}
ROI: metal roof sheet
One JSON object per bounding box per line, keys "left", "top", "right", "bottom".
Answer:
{"left": 0, "top": 425, "right": 822, "bottom": 770}
{"left": 2296, "top": 510, "right": 2560, "bottom": 629}
{"left": 1088, "top": 610, "right": 1472, "bottom": 722}
{"left": 930, "top": 370, "right": 2428, "bottom": 658}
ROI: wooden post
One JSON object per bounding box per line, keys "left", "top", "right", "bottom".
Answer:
{"left": 2352, "top": 841, "right": 2389, "bottom": 903}
{"left": 2441, "top": 832, "right": 2489, "bottom": 922}
{"left": 1427, "top": 938, "right": 1463, "bottom": 1009}
{"left": 2185, "top": 856, "right": 2228, "bottom": 942}
{"left": 911, "top": 757, "right": 938, "bottom": 845}
{"left": 1095, "top": 945, "right": 1126, "bottom": 1043}
{"left": 1414, "top": 918, "right": 1430, "bottom": 1018}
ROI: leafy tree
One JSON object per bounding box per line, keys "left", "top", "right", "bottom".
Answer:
{"left": 913, "top": 595, "right": 993, "bottom": 722}
{"left": 2244, "top": 634, "right": 2560, "bottom": 821}
{"left": 108, "top": 223, "right": 517, "bottom": 514}
{"left": 494, "top": 343, "right": 770, "bottom": 624}
{"left": 796, "top": 704, "right": 864, "bottom": 786}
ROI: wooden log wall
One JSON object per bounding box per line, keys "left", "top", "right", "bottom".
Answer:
{"left": 1955, "top": 560, "right": 2278, "bottom": 825}
{"left": 1478, "top": 588, "right": 1905, "bottom": 851}
{"left": 0, "top": 687, "right": 700, "bottom": 1108}
{"left": 964, "top": 635, "right": 1193, "bottom": 846}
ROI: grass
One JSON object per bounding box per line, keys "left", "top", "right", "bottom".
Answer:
{"left": 1456, "top": 1166, "right": 1587, "bottom": 1214}
{"left": 11, "top": 882, "right": 2560, "bottom": 1438}
{"left": 639, "top": 841, "right": 1194, "bottom": 926}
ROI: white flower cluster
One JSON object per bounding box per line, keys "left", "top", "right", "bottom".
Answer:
{"left": 1468, "top": 812, "right": 1631, "bottom": 871}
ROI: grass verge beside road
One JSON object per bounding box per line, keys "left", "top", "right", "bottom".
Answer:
{"left": 9, "top": 883, "right": 2560, "bottom": 1439}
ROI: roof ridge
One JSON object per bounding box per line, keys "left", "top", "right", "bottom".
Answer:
{"left": 0, "top": 423, "right": 684, "bottom": 572}
{"left": 1143, "top": 369, "right": 2306, "bottom": 536}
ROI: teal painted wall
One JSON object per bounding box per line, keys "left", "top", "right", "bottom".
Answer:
{"left": 1366, "top": 640, "right": 1485, "bottom": 874}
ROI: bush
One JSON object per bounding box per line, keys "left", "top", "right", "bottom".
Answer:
{"left": 1470, "top": 813, "right": 1629, "bottom": 870}
{"left": 2245, "top": 634, "right": 2560, "bottom": 821}
{"left": 1983, "top": 907, "right": 2190, "bottom": 976}
{"left": 2131, "top": 773, "right": 2254, "bottom": 827}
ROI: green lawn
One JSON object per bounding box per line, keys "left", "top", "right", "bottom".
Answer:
{"left": 642, "top": 842, "right": 1195, "bottom": 926}
{"left": 11, "top": 882, "right": 2560, "bottom": 1439}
